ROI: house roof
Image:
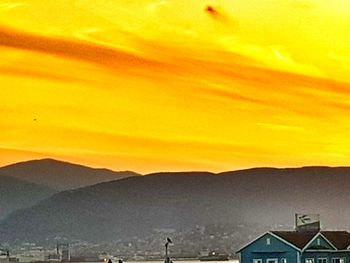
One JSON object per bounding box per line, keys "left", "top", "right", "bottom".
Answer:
{"left": 271, "top": 231, "right": 317, "bottom": 249}
{"left": 321, "top": 231, "right": 350, "bottom": 250}
{"left": 237, "top": 230, "right": 350, "bottom": 254}
{"left": 271, "top": 231, "right": 350, "bottom": 250}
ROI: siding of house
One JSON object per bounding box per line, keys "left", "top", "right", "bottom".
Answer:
{"left": 240, "top": 233, "right": 299, "bottom": 263}
{"left": 304, "top": 236, "right": 334, "bottom": 250}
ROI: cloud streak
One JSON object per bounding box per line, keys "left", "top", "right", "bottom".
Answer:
{"left": 0, "top": 26, "right": 166, "bottom": 71}
{"left": 0, "top": 65, "right": 86, "bottom": 83}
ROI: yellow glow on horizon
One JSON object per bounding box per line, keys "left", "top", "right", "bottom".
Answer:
{"left": 1, "top": 0, "right": 350, "bottom": 173}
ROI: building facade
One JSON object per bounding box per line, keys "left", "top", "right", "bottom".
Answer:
{"left": 237, "top": 231, "right": 350, "bottom": 263}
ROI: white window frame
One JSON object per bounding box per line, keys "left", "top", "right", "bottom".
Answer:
{"left": 332, "top": 258, "right": 345, "bottom": 263}
{"left": 281, "top": 258, "right": 287, "bottom": 263}
{"left": 266, "top": 238, "right": 271, "bottom": 245}
{"left": 253, "top": 259, "right": 262, "bottom": 263}
{"left": 267, "top": 258, "right": 278, "bottom": 263}
{"left": 318, "top": 258, "right": 327, "bottom": 263}
{"left": 305, "top": 258, "right": 315, "bottom": 263}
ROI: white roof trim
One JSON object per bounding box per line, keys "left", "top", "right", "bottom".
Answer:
{"left": 303, "top": 252, "right": 338, "bottom": 253}
{"left": 236, "top": 232, "right": 269, "bottom": 253}
{"left": 302, "top": 232, "right": 337, "bottom": 252}
{"left": 319, "top": 233, "right": 338, "bottom": 250}
{"left": 236, "top": 231, "right": 302, "bottom": 253}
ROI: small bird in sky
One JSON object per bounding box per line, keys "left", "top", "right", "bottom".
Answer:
{"left": 204, "top": 5, "right": 227, "bottom": 22}
{"left": 205, "top": 5, "right": 218, "bottom": 14}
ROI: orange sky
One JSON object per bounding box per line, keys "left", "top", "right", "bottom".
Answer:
{"left": 1, "top": 0, "right": 350, "bottom": 173}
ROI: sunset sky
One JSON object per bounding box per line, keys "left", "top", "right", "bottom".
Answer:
{"left": 1, "top": 0, "right": 350, "bottom": 173}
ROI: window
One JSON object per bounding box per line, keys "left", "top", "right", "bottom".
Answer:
{"left": 253, "top": 259, "right": 262, "bottom": 263}
{"left": 332, "top": 258, "right": 345, "bottom": 263}
{"left": 281, "top": 258, "right": 287, "bottom": 263}
{"left": 317, "top": 238, "right": 321, "bottom": 246}
{"left": 267, "top": 238, "right": 271, "bottom": 245}
{"left": 318, "top": 258, "right": 327, "bottom": 263}
{"left": 306, "top": 259, "right": 315, "bottom": 263}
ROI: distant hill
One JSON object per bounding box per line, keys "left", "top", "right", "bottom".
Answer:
{"left": 0, "top": 176, "right": 55, "bottom": 220}
{"left": 1, "top": 166, "right": 350, "bottom": 245}
{"left": 0, "top": 159, "right": 139, "bottom": 219}
{"left": 0, "top": 159, "right": 139, "bottom": 190}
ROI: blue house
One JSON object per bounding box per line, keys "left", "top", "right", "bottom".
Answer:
{"left": 237, "top": 231, "right": 350, "bottom": 263}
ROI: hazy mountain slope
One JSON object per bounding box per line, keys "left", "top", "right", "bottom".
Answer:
{"left": 0, "top": 172, "right": 221, "bottom": 242}
{"left": 218, "top": 166, "right": 350, "bottom": 228}
{"left": 1, "top": 167, "right": 350, "bottom": 244}
{"left": 0, "top": 159, "right": 139, "bottom": 190}
{"left": 0, "top": 176, "right": 55, "bottom": 220}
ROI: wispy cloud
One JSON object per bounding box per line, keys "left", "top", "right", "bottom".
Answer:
{"left": 0, "top": 65, "right": 86, "bottom": 83}
{"left": 255, "top": 122, "right": 304, "bottom": 131}
{"left": 0, "top": 2, "right": 27, "bottom": 11}
{"left": 0, "top": 26, "right": 165, "bottom": 71}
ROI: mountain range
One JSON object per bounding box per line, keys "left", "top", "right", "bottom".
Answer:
{"left": 0, "top": 158, "right": 139, "bottom": 190}
{"left": 1, "top": 163, "right": 350, "bottom": 249}
{"left": 0, "top": 159, "right": 138, "bottom": 219}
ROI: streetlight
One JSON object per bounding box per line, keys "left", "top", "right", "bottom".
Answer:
{"left": 164, "top": 237, "right": 172, "bottom": 263}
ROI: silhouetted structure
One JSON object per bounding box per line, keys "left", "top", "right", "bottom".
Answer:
{"left": 164, "top": 238, "right": 173, "bottom": 263}
{"left": 57, "top": 243, "right": 70, "bottom": 262}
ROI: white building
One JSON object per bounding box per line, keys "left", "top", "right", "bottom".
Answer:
{"left": 18, "top": 246, "right": 46, "bottom": 262}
